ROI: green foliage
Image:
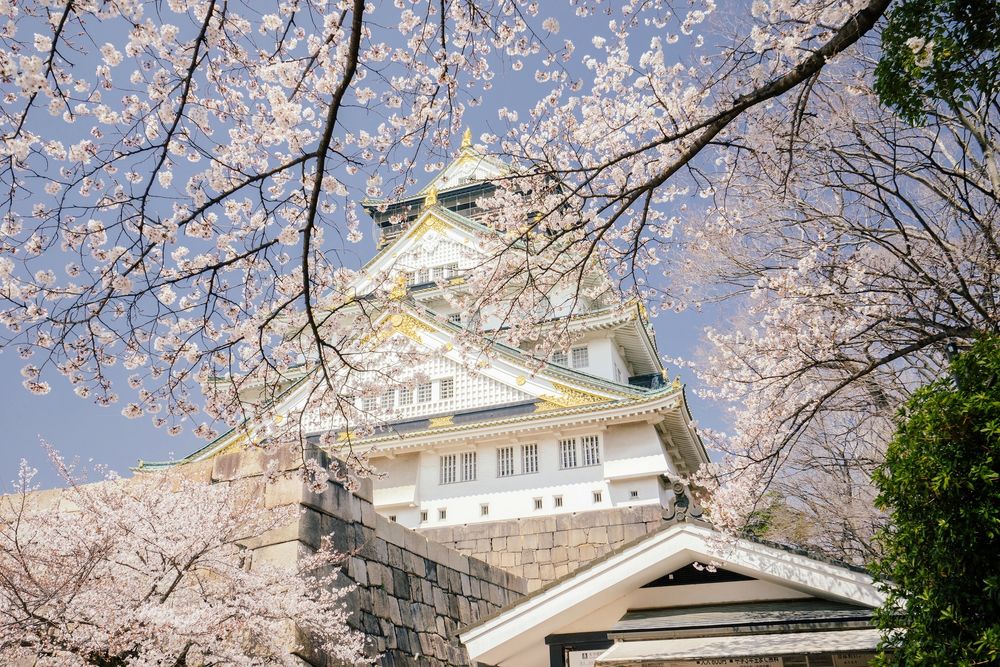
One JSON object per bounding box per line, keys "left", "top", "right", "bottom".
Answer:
{"left": 874, "top": 0, "right": 1000, "bottom": 123}
{"left": 872, "top": 336, "right": 1000, "bottom": 666}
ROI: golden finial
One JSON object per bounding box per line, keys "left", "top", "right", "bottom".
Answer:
{"left": 423, "top": 184, "right": 439, "bottom": 209}
{"left": 461, "top": 127, "right": 473, "bottom": 150}
{"left": 672, "top": 375, "right": 682, "bottom": 389}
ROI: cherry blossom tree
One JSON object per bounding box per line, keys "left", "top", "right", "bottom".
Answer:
{"left": 0, "top": 449, "right": 366, "bottom": 665}
{"left": 468, "top": 1, "right": 996, "bottom": 560}
{"left": 6, "top": 0, "right": 991, "bottom": 563}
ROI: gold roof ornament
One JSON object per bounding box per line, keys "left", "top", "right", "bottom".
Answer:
{"left": 460, "top": 127, "right": 473, "bottom": 150}
{"left": 672, "top": 375, "right": 682, "bottom": 389}
{"left": 389, "top": 273, "right": 408, "bottom": 300}
{"left": 423, "top": 184, "right": 439, "bottom": 209}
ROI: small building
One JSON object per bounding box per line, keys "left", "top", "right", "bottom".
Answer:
{"left": 461, "top": 521, "right": 883, "bottom": 667}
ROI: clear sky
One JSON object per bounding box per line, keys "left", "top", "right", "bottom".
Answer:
{"left": 0, "top": 3, "right": 733, "bottom": 490}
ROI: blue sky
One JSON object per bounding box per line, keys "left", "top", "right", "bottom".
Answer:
{"left": 0, "top": 2, "right": 732, "bottom": 489}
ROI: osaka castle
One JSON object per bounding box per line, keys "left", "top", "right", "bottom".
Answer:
{"left": 161, "top": 130, "right": 709, "bottom": 533}
{"left": 145, "top": 133, "right": 885, "bottom": 666}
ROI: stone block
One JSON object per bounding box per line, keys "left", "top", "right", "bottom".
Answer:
{"left": 425, "top": 539, "right": 454, "bottom": 568}
{"left": 589, "top": 526, "right": 609, "bottom": 544}
{"left": 264, "top": 475, "right": 304, "bottom": 508}
{"left": 475, "top": 538, "right": 491, "bottom": 552}
{"left": 393, "top": 568, "right": 411, "bottom": 600}
{"left": 349, "top": 556, "right": 368, "bottom": 587}
{"left": 404, "top": 528, "right": 429, "bottom": 559}
{"left": 505, "top": 534, "right": 523, "bottom": 551}
{"left": 523, "top": 563, "right": 539, "bottom": 579}
{"left": 608, "top": 524, "right": 625, "bottom": 543}
{"left": 551, "top": 546, "right": 568, "bottom": 563}
{"left": 535, "top": 549, "right": 551, "bottom": 563}
{"left": 211, "top": 451, "right": 242, "bottom": 482}
{"left": 172, "top": 459, "right": 214, "bottom": 483}
{"left": 623, "top": 523, "right": 647, "bottom": 543}
{"left": 537, "top": 532, "right": 554, "bottom": 549}
{"left": 553, "top": 531, "right": 569, "bottom": 547}
{"left": 360, "top": 499, "right": 377, "bottom": 528}
{"left": 389, "top": 596, "right": 402, "bottom": 626}
{"left": 367, "top": 561, "right": 383, "bottom": 588}
{"left": 500, "top": 552, "right": 516, "bottom": 568}
{"left": 539, "top": 563, "right": 555, "bottom": 581}
{"left": 554, "top": 563, "right": 570, "bottom": 578}
{"left": 578, "top": 544, "right": 596, "bottom": 561}
{"left": 251, "top": 541, "right": 301, "bottom": 571}
{"left": 385, "top": 515, "right": 408, "bottom": 549}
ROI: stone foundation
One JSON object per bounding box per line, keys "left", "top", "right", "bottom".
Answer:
{"left": 167, "top": 448, "right": 528, "bottom": 666}
{"left": 417, "top": 505, "right": 667, "bottom": 591}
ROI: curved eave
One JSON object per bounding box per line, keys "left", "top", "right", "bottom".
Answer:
{"left": 338, "top": 386, "right": 685, "bottom": 455}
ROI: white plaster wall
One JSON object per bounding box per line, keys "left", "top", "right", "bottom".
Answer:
{"left": 603, "top": 422, "right": 671, "bottom": 463}
{"left": 375, "top": 421, "right": 672, "bottom": 529}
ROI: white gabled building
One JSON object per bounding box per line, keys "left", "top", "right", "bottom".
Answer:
{"left": 150, "top": 135, "right": 709, "bottom": 532}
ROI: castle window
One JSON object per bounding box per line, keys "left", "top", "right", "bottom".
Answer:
{"left": 388, "top": 515, "right": 397, "bottom": 522}
{"left": 405, "top": 271, "right": 416, "bottom": 286}
{"left": 380, "top": 392, "right": 393, "bottom": 410}
{"left": 440, "top": 454, "right": 457, "bottom": 484}
{"left": 554, "top": 495, "right": 564, "bottom": 508}
{"left": 440, "top": 377, "right": 455, "bottom": 400}
{"left": 361, "top": 395, "right": 377, "bottom": 412}
{"left": 497, "top": 446, "right": 515, "bottom": 477}
{"left": 559, "top": 438, "right": 578, "bottom": 469}
{"left": 582, "top": 435, "right": 601, "bottom": 466}
{"left": 448, "top": 313, "right": 462, "bottom": 325}
{"left": 521, "top": 443, "right": 538, "bottom": 474}
{"left": 480, "top": 504, "right": 489, "bottom": 516}
{"left": 417, "top": 383, "right": 432, "bottom": 403}
{"left": 417, "top": 268, "right": 429, "bottom": 284}
{"left": 438, "top": 508, "right": 447, "bottom": 520}
{"left": 399, "top": 387, "right": 412, "bottom": 406}
{"left": 461, "top": 451, "right": 477, "bottom": 482}
{"left": 533, "top": 497, "right": 543, "bottom": 510}
{"left": 630, "top": 490, "right": 639, "bottom": 499}
{"left": 592, "top": 490, "right": 603, "bottom": 504}
{"left": 420, "top": 510, "right": 428, "bottom": 522}
{"left": 552, "top": 350, "right": 567, "bottom": 366}
{"left": 571, "top": 346, "right": 589, "bottom": 368}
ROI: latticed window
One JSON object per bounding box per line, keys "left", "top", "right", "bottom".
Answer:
{"left": 440, "top": 454, "right": 457, "bottom": 484}
{"left": 559, "top": 438, "right": 578, "bottom": 469}
{"left": 552, "top": 350, "right": 567, "bottom": 366}
{"left": 379, "top": 392, "right": 393, "bottom": 410}
{"left": 417, "top": 383, "right": 432, "bottom": 403}
{"left": 461, "top": 451, "right": 477, "bottom": 481}
{"left": 398, "top": 387, "right": 412, "bottom": 406}
{"left": 571, "top": 346, "right": 589, "bottom": 368}
{"left": 521, "top": 443, "right": 538, "bottom": 474}
{"left": 362, "top": 396, "right": 377, "bottom": 412}
{"left": 448, "top": 313, "right": 462, "bottom": 325}
{"left": 440, "top": 377, "right": 455, "bottom": 400}
{"left": 582, "top": 435, "right": 601, "bottom": 466}
{"left": 497, "top": 446, "right": 515, "bottom": 477}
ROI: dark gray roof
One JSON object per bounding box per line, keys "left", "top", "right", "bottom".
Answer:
{"left": 612, "top": 599, "right": 874, "bottom": 634}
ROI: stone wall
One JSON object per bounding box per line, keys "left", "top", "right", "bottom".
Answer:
{"left": 418, "top": 505, "right": 667, "bottom": 592}
{"left": 187, "top": 447, "right": 527, "bottom": 666}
